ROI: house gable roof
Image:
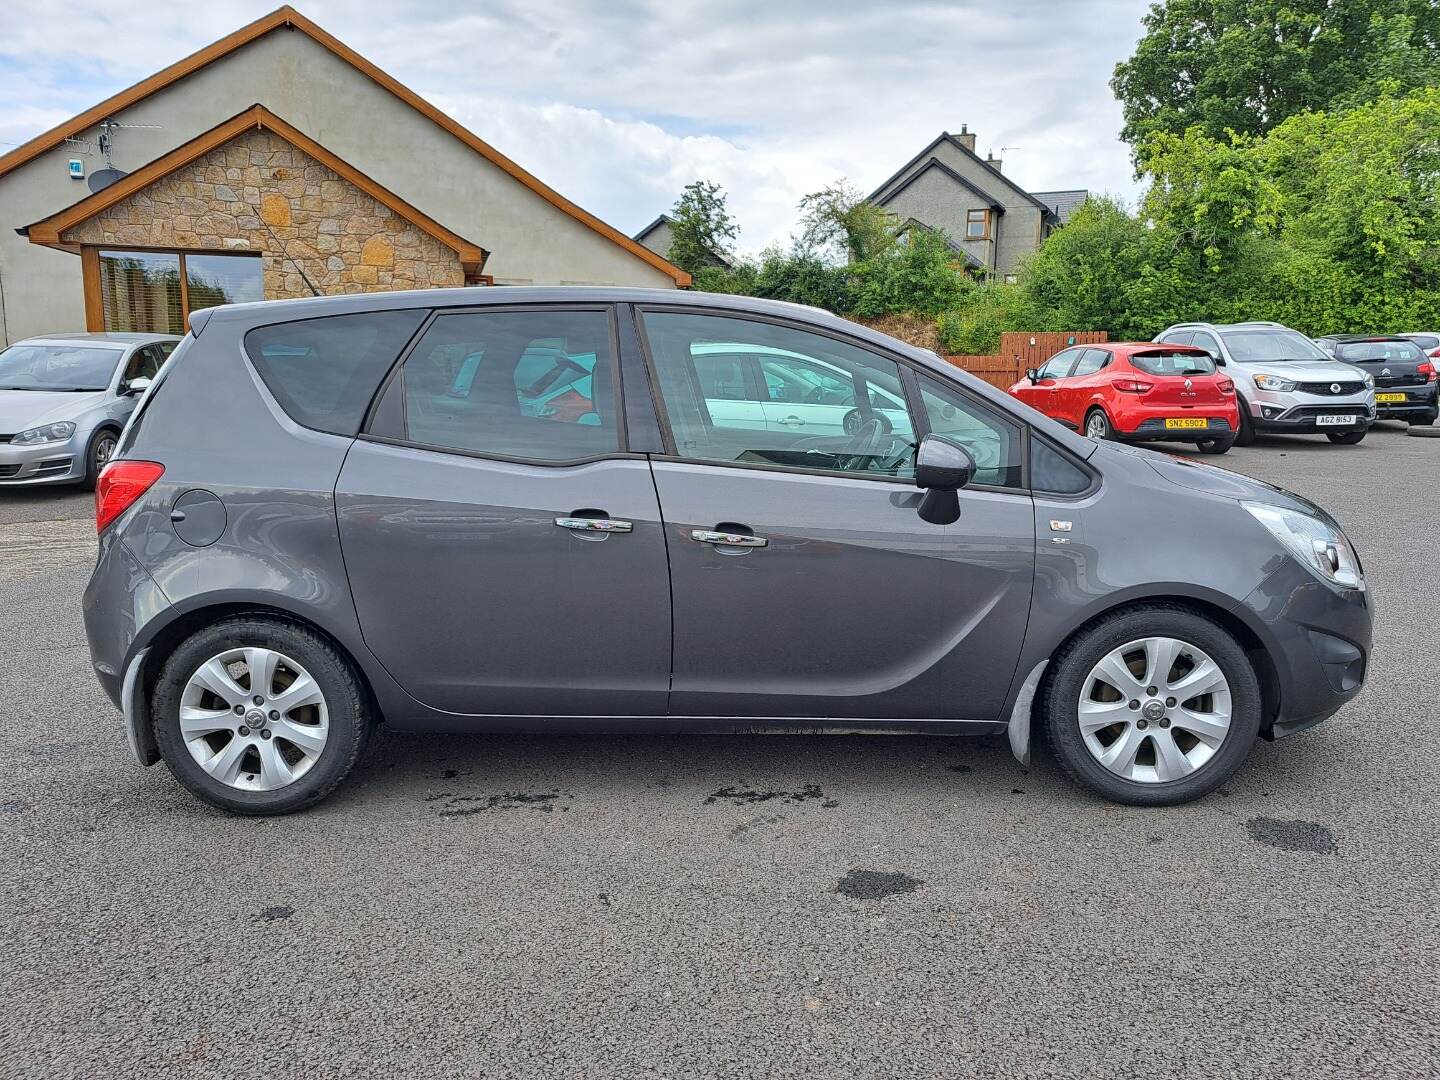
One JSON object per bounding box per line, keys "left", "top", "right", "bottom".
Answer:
{"left": 633, "top": 214, "right": 673, "bottom": 243}
{"left": 0, "top": 6, "right": 690, "bottom": 286}
{"left": 23, "top": 105, "right": 488, "bottom": 274}
{"left": 876, "top": 157, "right": 1005, "bottom": 214}
{"left": 869, "top": 132, "right": 1059, "bottom": 222}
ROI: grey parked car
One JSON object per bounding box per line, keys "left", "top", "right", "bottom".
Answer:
{"left": 84, "top": 289, "right": 1371, "bottom": 814}
{"left": 1154, "top": 321, "right": 1376, "bottom": 445}
{"left": 0, "top": 333, "right": 178, "bottom": 487}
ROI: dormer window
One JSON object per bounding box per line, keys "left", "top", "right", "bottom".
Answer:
{"left": 966, "top": 209, "right": 991, "bottom": 239}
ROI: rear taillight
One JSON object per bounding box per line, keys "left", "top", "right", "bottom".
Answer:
{"left": 95, "top": 460, "right": 165, "bottom": 533}
{"left": 1218, "top": 377, "right": 1236, "bottom": 394}
{"left": 1419, "top": 361, "right": 1436, "bottom": 384}
{"left": 1113, "top": 379, "right": 1154, "bottom": 393}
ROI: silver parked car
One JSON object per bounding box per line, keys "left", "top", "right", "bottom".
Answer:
{"left": 83, "top": 289, "right": 1371, "bottom": 815}
{"left": 1154, "top": 321, "right": 1376, "bottom": 445}
{"left": 0, "top": 333, "right": 179, "bottom": 487}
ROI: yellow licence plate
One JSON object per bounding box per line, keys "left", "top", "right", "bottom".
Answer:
{"left": 1164, "top": 418, "right": 1209, "bottom": 429}
{"left": 1376, "top": 392, "right": 1407, "bottom": 403}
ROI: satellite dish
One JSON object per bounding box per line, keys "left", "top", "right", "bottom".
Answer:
{"left": 88, "top": 167, "right": 127, "bottom": 193}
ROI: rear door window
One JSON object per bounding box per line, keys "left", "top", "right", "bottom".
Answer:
{"left": 244, "top": 310, "right": 426, "bottom": 435}
{"left": 1070, "top": 349, "right": 1110, "bottom": 376}
{"left": 392, "top": 309, "right": 618, "bottom": 462}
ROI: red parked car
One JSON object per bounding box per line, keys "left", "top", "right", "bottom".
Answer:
{"left": 1009, "top": 342, "right": 1242, "bottom": 454}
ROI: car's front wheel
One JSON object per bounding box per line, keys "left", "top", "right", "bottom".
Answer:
{"left": 1326, "top": 430, "right": 1367, "bottom": 445}
{"left": 83, "top": 428, "right": 119, "bottom": 490}
{"left": 151, "top": 617, "right": 372, "bottom": 814}
{"left": 1041, "top": 605, "right": 1262, "bottom": 805}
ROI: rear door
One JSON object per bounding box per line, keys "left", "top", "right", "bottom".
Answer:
{"left": 1055, "top": 347, "right": 1111, "bottom": 425}
{"left": 335, "top": 305, "right": 671, "bottom": 716}
{"left": 637, "top": 308, "right": 1034, "bottom": 721}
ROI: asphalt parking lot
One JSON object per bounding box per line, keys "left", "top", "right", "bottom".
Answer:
{"left": 1, "top": 423, "right": 1436, "bottom": 1079}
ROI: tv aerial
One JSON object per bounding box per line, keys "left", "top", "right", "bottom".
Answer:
{"left": 63, "top": 118, "right": 162, "bottom": 191}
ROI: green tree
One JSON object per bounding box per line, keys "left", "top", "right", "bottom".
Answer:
{"left": 668, "top": 180, "right": 739, "bottom": 275}
{"left": 1113, "top": 0, "right": 1440, "bottom": 159}
{"left": 796, "top": 180, "right": 898, "bottom": 262}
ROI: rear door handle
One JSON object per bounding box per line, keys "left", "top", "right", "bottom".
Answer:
{"left": 555, "top": 516, "right": 632, "bottom": 533}
{"left": 691, "top": 529, "right": 768, "bottom": 548}
{"left": 778, "top": 416, "right": 805, "bottom": 427}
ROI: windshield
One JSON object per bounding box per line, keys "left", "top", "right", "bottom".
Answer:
{"left": 0, "top": 343, "right": 124, "bottom": 391}
{"left": 1335, "top": 340, "right": 1425, "bottom": 363}
{"left": 1220, "top": 329, "right": 1330, "bottom": 363}
{"left": 1130, "top": 350, "right": 1216, "bottom": 376}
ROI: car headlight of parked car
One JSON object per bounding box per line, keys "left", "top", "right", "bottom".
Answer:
{"left": 12, "top": 421, "right": 77, "bottom": 446}
{"left": 1253, "top": 374, "right": 1298, "bottom": 392}
{"left": 1244, "top": 501, "right": 1362, "bottom": 590}
{"left": 1361, "top": 372, "right": 1374, "bottom": 388}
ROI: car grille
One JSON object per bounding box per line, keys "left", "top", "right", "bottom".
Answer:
{"left": 1296, "top": 380, "right": 1365, "bottom": 395}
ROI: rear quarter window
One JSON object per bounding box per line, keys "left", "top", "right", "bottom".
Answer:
{"left": 243, "top": 310, "right": 426, "bottom": 435}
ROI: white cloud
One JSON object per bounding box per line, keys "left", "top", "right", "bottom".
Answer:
{"left": 0, "top": 0, "right": 1150, "bottom": 250}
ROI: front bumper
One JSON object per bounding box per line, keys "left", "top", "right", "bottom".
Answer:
{"left": 1251, "top": 403, "right": 1375, "bottom": 434}
{"left": 1241, "top": 560, "right": 1371, "bottom": 739}
{"left": 0, "top": 437, "right": 84, "bottom": 485}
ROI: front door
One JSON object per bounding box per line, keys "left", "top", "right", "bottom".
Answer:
{"left": 638, "top": 309, "right": 1035, "bottom": 720}
{"left": 336, "top": 306, "right": 670, "bottom": 716}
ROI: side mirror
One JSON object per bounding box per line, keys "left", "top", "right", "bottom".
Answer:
{"left": 1026, "top": 367, "right": 1040, "bottom": 384}
{"left": 914, "top": 434, "right": 976, "bottom": 525}
{"left": 123, "top": 376, "right": 152, "bottom": 396}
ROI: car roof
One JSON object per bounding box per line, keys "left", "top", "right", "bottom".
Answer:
{"left": 11, "top": 332, "right": 179, "bottom": 348}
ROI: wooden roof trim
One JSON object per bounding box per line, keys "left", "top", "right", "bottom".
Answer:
{"left": 1, "top": 5, "right": 690, "bottom": 286}
{"left": 25, "top": 105, "right": 487, "bottom": 272}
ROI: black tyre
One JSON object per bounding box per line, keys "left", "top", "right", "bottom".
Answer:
{"left": 1040, "top": 605, "right": 1262, "bottom": 806}
{"left": 1195, "top": 436, "right": 1234, "bottom": 455}
{"left": 151, "top": 617, "right": 373, "bottom": 815}
{"left": 82, "top": 427, "right": 119, "bottom": 490}
{"left": 1233, "top": 406, "right": 1256, "bottom": 447}
{"left": 1326, "top": 430, "right": 1366, "bottom": 445}
{"left": 1083, "top": 409, "right": 1113, "bottom": 441}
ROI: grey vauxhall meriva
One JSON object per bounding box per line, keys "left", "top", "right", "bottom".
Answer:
{"left": 83, "top": 288, "right": 1371, "bottom": 814}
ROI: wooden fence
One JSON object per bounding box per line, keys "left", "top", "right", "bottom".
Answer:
{"left": 943, "top": 332, "right": 1109, "bottom": 390}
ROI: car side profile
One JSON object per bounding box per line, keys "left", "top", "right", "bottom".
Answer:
{"left": 84, "top": 289, "right": 1371, "bottom": 814}
{"left": 1154, "top": 321, "right": 1376, "bottom": 445}
{"left": 1008, "top": 343, "right": 1240, "bottom": 454}
{"left": 0, "top": 333, "right": 178, "bottom": 487}
{"left": 1313, "top": 335, "right": 1437, "bottom": 427}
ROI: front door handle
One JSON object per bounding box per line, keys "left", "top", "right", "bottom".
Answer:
{"left": 778, "top": 416, "right": 806, "bottom": 427}
{"left": 555, "top": 516, "right": 632, "bottom": 533}
{"left": 691, "top": 529, "right": 768, "bottom": 548}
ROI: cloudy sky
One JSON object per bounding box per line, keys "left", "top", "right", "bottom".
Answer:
{"left": 0, "top": 0, "right": 1151, "bottom": 254}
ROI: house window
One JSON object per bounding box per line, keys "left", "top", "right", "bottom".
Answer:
{"left": 1003, "top": 274, "right": 1018, "bottom": 285}
{"left": 966, "top": 209, "right": 991, "bottom": 240}
{"left": 87, "top": 247, "right": 263, "bottom": 333}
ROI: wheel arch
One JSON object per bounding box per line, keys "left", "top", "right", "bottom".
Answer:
{"left": 132, "top": 600, "right": 384, "bottom": 760}
{"left": 1026, "top": 593, "right": 1282, "bottom": 737}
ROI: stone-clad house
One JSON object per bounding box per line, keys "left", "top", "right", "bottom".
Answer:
{"left": 869, "top": 126, "right": 1087, "bottom": 281}
{"left": 0, "top": 6, "right": 688, "bottom": 345}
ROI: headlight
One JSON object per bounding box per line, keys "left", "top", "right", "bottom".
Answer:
{"left": 1253, "top": 374, "right": 1297, "bottom": 392}
{"left": 1243, "top": 501, "right": 1362, "bottom": 590}
{"left": 12, "top": 421, "right": 76, "bottom": 446}
{"left": 1362, "top": 373, "right": 1374, "bottom": 388}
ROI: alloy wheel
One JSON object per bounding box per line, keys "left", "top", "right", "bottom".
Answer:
{"left": 178, "top": 647, "right": 329, "bottom": 791}
{"left": 1086, "top": 413, "right": 1109, "bottom": 439}
{"left": 93, "top": 433, "right": 117, "bottom": 471}
{"left": 1077, "top": 636, "right": 1232, "bottom": 783}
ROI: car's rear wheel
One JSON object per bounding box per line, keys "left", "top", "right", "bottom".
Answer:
{"left": 1233, "top": 406, "right": 1256, "bottom": 446}
{"left": 1195, "top": 436, "right": 1234, "bottom": 455}
{"left": 151, "top": 617, "right": 372, "bottom": 815}
{"left": 1041, "top": 605, "right": 1262, "bottom": 805}
{"left": 1326, "top": 430, "right": 1366, "bottom": 445}
{"left": 1084, "top": 409, "right": 1113, "bottom": 441}
{"left": 83, "top": 428, "right": 118, "bottom": 490}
